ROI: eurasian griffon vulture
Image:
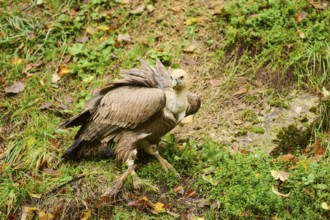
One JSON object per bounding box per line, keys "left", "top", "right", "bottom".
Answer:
{"left": 59, "top": 60, "right": 200, "bottom": 194}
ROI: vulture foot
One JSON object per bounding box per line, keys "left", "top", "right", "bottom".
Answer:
{"left": 131, "top": 170, "right": 160, "bottom": 192}
{"left": 155, "top": 154, "right": 180, "bottom": 178}
{"left": 143, "top": 144, "right": 180, "bottom": 178}
{"left": 103, "top": 164, "right": 137, "bottom": 196}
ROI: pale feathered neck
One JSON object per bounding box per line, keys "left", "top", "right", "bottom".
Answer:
{"left": 174, "top": 87, "right": 188, "bottom": 96}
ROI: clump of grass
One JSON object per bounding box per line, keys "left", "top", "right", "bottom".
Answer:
{"left": 219, "top": 0, "right": 330, "bottom": 89}
{"left": 240, "top": 109, "right": 259, "bottom": 123}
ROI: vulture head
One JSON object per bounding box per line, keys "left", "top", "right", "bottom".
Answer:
{"left": 170, "top": 69, "right": 189, "bottom": 91}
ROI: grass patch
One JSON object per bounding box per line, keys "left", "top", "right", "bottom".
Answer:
{"left": 218, "top": 0, "right": 330, "bottom": 89}
{"left": 0, "top": 0, "right": 329, "bottom": 219}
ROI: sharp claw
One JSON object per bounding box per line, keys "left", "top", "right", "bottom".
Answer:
{"left": 102, "top": 164, "right": 137, "bottom": 196}
{"left": 157, "top": 156, "right": 180, "bottom": 178}
{"left": 132, "top": 176, "right": 160, "bottom": 192}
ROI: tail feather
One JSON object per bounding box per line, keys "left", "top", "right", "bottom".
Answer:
{"left": 62, "top": 138, "right": 83, "bottom": 159}
{"left": 58, "top": 111, "right": 91, "bottom": 129}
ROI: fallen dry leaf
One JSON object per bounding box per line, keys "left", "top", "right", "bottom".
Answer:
{"left": 117, "top": 34, "right": 132, "bottom": 43}
{"left": 80, "top": 209, "right": 91, "bottom": 220}
{"left": 321, "top": 202, "right": 330, "bottom": 210}
{"left": 271, "top": 170, "right": 289, "bottom": 182}
{"left": 314, "top": 138, "right": 326, "bottom": 156}
{"left": 23, "top": 60, "right": 44, "bottom": 77}
{"left": 277, "top": 154, "right": 295, "bottom": 162}
{"left": 308, "top": 1, "right": 328, "bottom": 10}
{"left": 51, "top": 73, "right": 61, "bottom": 83}
{"left": 230, "top": 146, "right": 239, "bottom": 154}
{"left": 5, "top": 82, "right": 25, "bottom": 95}
{"left": 99, "top": 35, "right": 110, "bottom": 43}
{"left": 181, "top": 57, "right": 195, "bottom": 65}
{"left": 174, "top": 185, "right": 184, "bottom": 194}
{"left": 120, "top": 0, "right": 131, "bottom": 4}
{"left": 76, "top": 36, "right": 89, "bottom": 43}
{"left": 21, "top": 207, "right": 39, "bottom": 220}
{"left": 304, "top": 188, "right": 314, "bottom": 198}
{"left": 183, "top": 44, "right": 197, "bottom": 53}
{"left": 309, "top": 154, "right": 323, "bottom": 162}
{"left": 295, "top": 11, "right": 307, "bottom": 22}
{"left": 196, "top": 198, "right": 211, "bottom": 208}
{"left": 186, "top": 17, "right": 204, "bottom": 25}
{"left": 96, "top": 25, "right": 110, "bottom": 31}
{"left": 62, "top": 54, "right": 72, "bottom": 64}
{"left": 68, "top": 9, "right": 77, "bottom": 17}
{"left": 297, "top": 30, "right": 306, "bottom": 39}
{"left": 28, "top": 191, "right": 41, "bottom": 199}
{"left": 23, "top": 64, "right": 33, "bottom": 76}
{"left": 233, "top": 120, "right": 244, "bottom": 125}
{"left": 249, "top": 13, "right": 260, "bottom": 18}
{"left": 11, "top": 57, "right": 24, "bottom": 65}
{"left": 57, "top": 65, "right": 71, "bottom": 77}
{"left": 208, "top": 79, "right": 221, "bottom": 87}
{"left": 39, "top": 211, "right": 54, "bottom": 220}
{"left": 233, "top": 88, "right": 248, "bottom": 97}
{"left": 152, "top": 202, "right": 166, "bottom": 214}
{"left": 39, "top": 102, "right": 52, "bottom": 110}
{"left": 130, "top": 4, "right": 145, "bottom": 14}
{"left": 185, "top": 189, "right": 196, "bottom": 198}
{"left": 85, "top": 26, "right": 96, "bottom": 35}
{"left": 27, "top": 32, "right": 36, "bottom": 40}
{"left": 128, "top": 196, "right": 168, "bottom": 214}
{"left": 272, "top": 185, "right": 291, "bottom": 197}
{"left": 170, "top": 6, "right": 182, "bottom": 12}
{"left": 43, "top": 168, "right": 61, "bottom": 176}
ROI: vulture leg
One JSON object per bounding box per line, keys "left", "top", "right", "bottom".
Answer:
{"left": 104, "top": 163, "right": 137, "bottom": 196}
{"left": 103, "top": 150, "right": 138, "bottom": 196}
{"left": 143, "top": 144, "right": 180, "bottom": 178}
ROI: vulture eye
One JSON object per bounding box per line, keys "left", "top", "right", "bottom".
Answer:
{"left": 179, "top": 76, "right": 184, "bottom": 80}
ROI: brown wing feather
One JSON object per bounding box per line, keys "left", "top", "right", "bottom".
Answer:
{"left": 186, "top": 92, "right": 201, "bottom": 116}
{"left": 92, "top": 86, "right": 166, "bottom": 129}
{"left": 58, "top": 94, "right": 103, "bottom": 129}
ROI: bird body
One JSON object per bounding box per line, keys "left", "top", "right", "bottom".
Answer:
{"left": 59, "top": 60, "right": 200, "bottom": 193}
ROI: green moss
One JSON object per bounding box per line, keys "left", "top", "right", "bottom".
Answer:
{"left": 268, "top": 98, "right": 289, "bottom": 109}
{"left": 244, "top": 94, "right": 257, "bottom": 104}
{"left": 252, "top": 126, "right": 265, "bottom": 134}
{"left": 240, "top": 109, "right": 259, "bottom": 124}
{"left": 271, "top": 124, "right": 312, "bottom": 156}
{"left": 265, "top": 88, "right": 274, "bottom": 96}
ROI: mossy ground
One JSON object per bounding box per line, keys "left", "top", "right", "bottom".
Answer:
{"left": 1, "top": 0, "right": 330, "bottom": 219}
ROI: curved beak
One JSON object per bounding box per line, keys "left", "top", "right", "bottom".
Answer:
{"left": 172, "top": 78, "right": 177, "bottom": 87}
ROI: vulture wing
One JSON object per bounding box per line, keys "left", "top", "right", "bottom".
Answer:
{"left": 62, "top": 87, "right": 166, "bottom": 158}
{"left": 57, "top": 93, "right": 103, "bottom": 129}
{"left": 92, "top": 87, "right": 166, "bottom": 129}
{"left": 58, "top": 59, "right": 170, "bottom": 130}
{"left": 186, "top": 92, "right": 201, "bottom": 116}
